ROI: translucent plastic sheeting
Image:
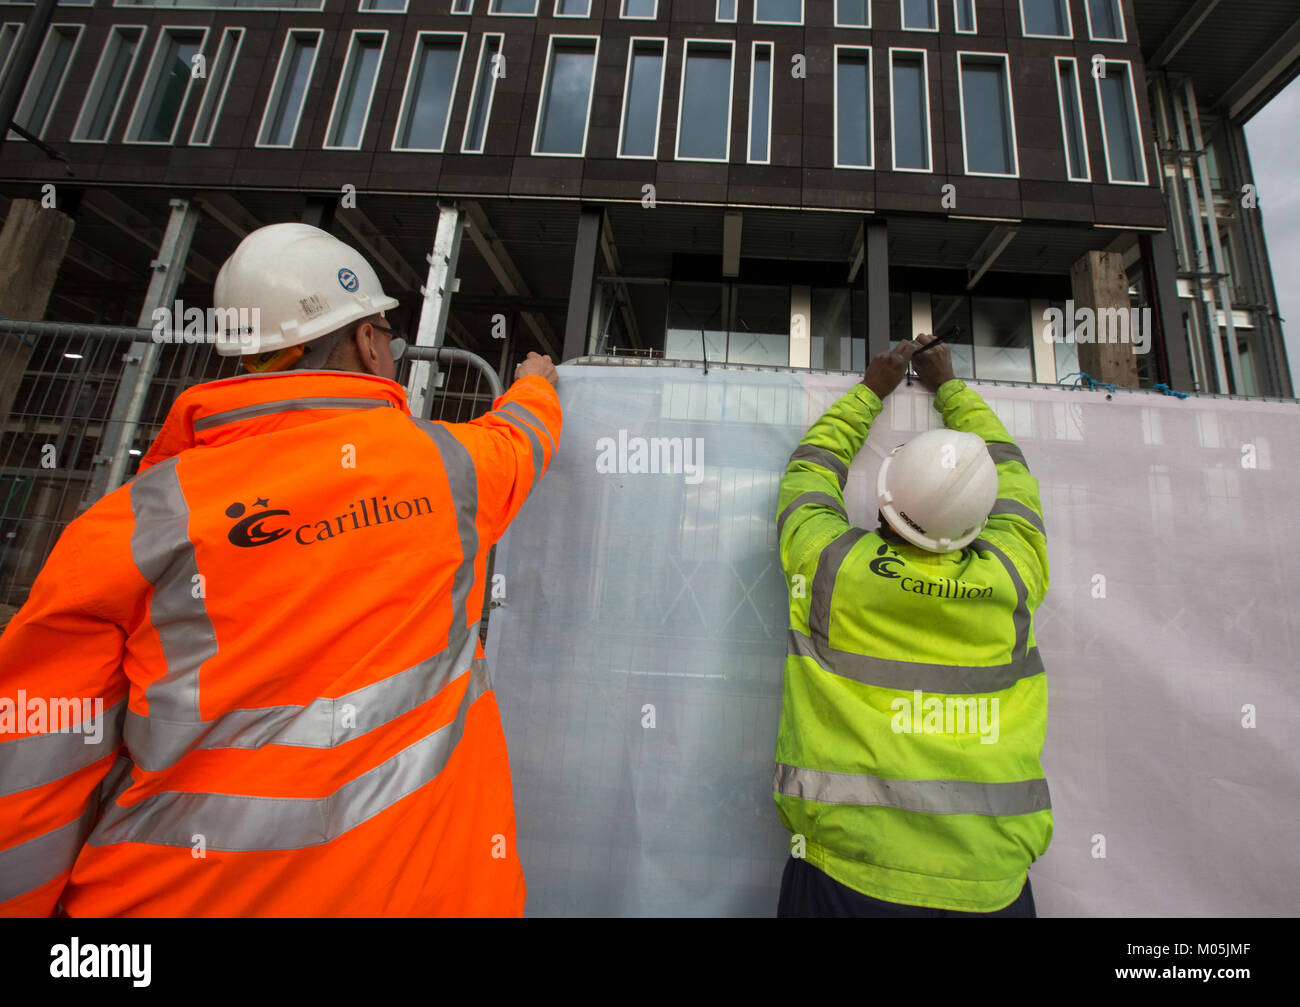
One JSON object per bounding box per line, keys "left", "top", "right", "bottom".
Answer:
{"left": 485, "top": 365, "right": 1300, "bottom": 917}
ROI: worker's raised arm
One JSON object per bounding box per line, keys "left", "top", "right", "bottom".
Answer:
{"left": 0, "top": 511, "right": 130, "bottom": 917}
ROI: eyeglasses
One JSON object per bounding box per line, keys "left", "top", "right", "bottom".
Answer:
{"left": 369, "top": 323, "right": 406, "bottom": 362}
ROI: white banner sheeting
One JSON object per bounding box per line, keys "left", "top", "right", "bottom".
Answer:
{"left": 485, "top": 365, "right": 1300, "bottom": 917}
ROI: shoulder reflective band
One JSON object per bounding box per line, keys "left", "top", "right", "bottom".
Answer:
{"left": 193, "top": 396, "right": 395, "bottom": 431}
{"left": 777, "top": 492, "right": 847, "bottom": 540}
{"left": 809, "top": 527, "right": 869, "bottom": 642}
{"left": 986, "top": 442, "right": 1028, "bottom": 470}
{"left": 774, "top": 763, "right": 1051, "bottom": 817}
{"left": 989, "top": 499, "right": 1046, "bottom": 537}
{"left": 0, "top": 699, "right": 127, "bottom": 796}
{"left": 789, "top": 444, "right": 849, "bottom": 490}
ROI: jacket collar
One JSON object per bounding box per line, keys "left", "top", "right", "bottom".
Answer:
{"left": 138, "top": 370, "right": 411, "bottom": 472}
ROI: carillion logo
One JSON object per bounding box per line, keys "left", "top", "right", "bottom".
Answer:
{"left": 225, "top": 494, "right": 434, "bottom": 548}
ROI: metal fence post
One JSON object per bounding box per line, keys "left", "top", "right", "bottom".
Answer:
{"left": 406, "top": 203, "right": 464, "bottom": 421}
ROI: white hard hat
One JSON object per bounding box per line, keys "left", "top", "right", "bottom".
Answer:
{"left": 876, "top": 429, "right": 998, "bottom": 553}
{"left": 212, "top": 222, "right": 399, "bottom": 358}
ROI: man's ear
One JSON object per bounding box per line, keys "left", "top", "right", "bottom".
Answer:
{"left": 354, "top": 322, "right": 381, "bottom": 375}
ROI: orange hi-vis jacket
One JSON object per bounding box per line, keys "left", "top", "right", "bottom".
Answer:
{"left": 0, "top": 367, "right": 561, "bottom": 916}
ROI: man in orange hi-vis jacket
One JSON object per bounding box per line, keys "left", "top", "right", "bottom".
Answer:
{"left": 0, "top": 223, "right": 562, "bottom": 917}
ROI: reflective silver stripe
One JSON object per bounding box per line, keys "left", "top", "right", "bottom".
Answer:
{"left": 774, "top": 763, "right": 1051, "bottom": 817}
{"left": 989, "top": 498, "right": 1046, "bottom": 536}
{"left": 88, "top": 661, "right": 491, "bottom": 852}
{"left": 986, "top": 441, "right": 1028, "bottom": 469}
{"left": 124, "top": 627, "right": 479, "bottom": 772}
{"left": 809, "top": 528, "right": 869, "bottom": 642}
{"left": 789, "top": 444, "right": 849, "bottom": 490}
{"left": 498, "top": 400, "right": 555, "bottom": 458}
{"left": 0, "top": 699, "right": 127, "bottom": 797}
{"left": 787, "top": 628, "right": 1043, "bottom": 694}
{"left": 0, "top": 794, "right": 99, "bottom": 902}
{"left": 410, "top": 418, "right": 480, "bottom": 628}
{"left": 498, "top": 412, "right": 544, "bottom": 483}
{"left": 130, "top": 459, "right": 217, "bottom": 725}
{"left": 972, "top": 538, "right": 1030, "bottom": 664}
{"left": 194, "top": 396, "right": 393, "bottom": 431}
{"left": 777, "top": 492, "right": 847, "bottom": 540}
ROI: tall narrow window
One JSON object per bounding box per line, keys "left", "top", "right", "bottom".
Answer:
{"left": 618, "top": 38, "right": 665, "bottom": 158}
{"left": 754, "top": 0, "right": 801, "bottom": 24}
{"left": 555, "top": 0, "right": 590, "bottom": 14}
{"left": 622, "top": 0, "right": 656, "bottom": 16}
{"left": 958, "top": 53, "right": 1017, "bottom": 176}
{"left": 676, "top": 41, "right": 733, "bottom": 161}
{"left": 891, "top": 49, "right": 929, "bottom": 171}
{"left": 462, "top": 34, "right": 503, "bottom": 152}
{"left": 0, "top": 23, "right": 23, "bottom": 82}
{"left": 834, "top": 46, "right": 872, "bottom": 168}
{"left": 1055, "top": 57, "right": 1090, "bottom": 181}
{"left": 74, "top": 26, "right": 144, "bottom": 142}
{"left": 955, "top": 0, "right": 976, "bottom": 32}
{"left": 190, "top": 27, "right": 243, "bottom": 146}
{"left": 835, "top": 0, "right": 869, "bottom": 27}
{"left": 1020, "top": 0, "right": 1071, "bottom": 38}
{"left": 394, "top": 33, "right": 463, "bottom": 151}
{"left": 1095, "top": 60, "right": 1147, "bottom": 184}
{"left": 533, "top": 37, "right": 597, "bottom": 156}
{"left": 257, "top": 30, "right": 320, "bottom": 148}
{"left": 901, "top": 0, "right": 937, "bottom": 30}
{"left": 748, "top": 42, "right": 772, "bottom": 163}
{"left": 125, "top": 27, "right": 204, "bottom": 144}
{"left": 1085, "top": 0, "right": 1125, "bottom": 41}
{"left": 325, "top": 31, "right": 385, "bottom": 149}
{"left": 489, "top": 0, "right": 538, "bottom": 13}
{"left": 716, "top": 0, "right": 737, "bottom": 20}
{"left": 12, "top": 24, "right": 80, "bottom": 140}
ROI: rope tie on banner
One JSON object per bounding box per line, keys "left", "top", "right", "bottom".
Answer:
{"left": 1057, "top": 371, "right": 1117, "bottom": 396}
{"left": 1152, "top": 383, "right": 1191, "bottom": 399}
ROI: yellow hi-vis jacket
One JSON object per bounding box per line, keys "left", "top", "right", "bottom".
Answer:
{"left": 773, "top": 378, "right": 1052, "bottom": 912}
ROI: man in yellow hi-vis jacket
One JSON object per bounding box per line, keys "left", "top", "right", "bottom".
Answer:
{"left": 773, "top": 333, "right": 1051, "bottom": 917}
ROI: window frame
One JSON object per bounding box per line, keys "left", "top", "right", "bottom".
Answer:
{"left": 674, "top": 37, "right": 735, "bottom": 163}
{"left": 747, "top": 40, "right": 773, "bottom": 164}
{"left": 188, "top": 26, "right": 243, "bottom": 146}
{"left": 889, "top": 47, "right": 931, "bottom": 173}
{"left": 956, "top": 50, "right": 1020, "bottom": 178}
{"left": 553, "top": 0, "right": 591, "bottom": 16}
{"left": 487, "top": 0, "right": 539, "bottom": 16}
{"left": 954, "top": 0, "right": 976, "bottom": 33}
{"left": 900, "top": 0, "right": 938, "bottom": 32}
{"left": 1018, "top": 0, "right": 1074, "bottom": 40}
{"left": 122, "top": 24, "right": 207, "bottom": 146}
{"left": 12, "top": 23, "right": 82, "bottom": 142}
{"left": 391, "top": 31, "right": 466, "bottom": 152}
{"left": 1053, "top": 55, "right": 1091, "bottom": 182}
{"left": 450, "top": 0, "right": 473, "bottom": 13}
{"left": 1093, "top": 57, "right": 1148, "bottom": 186}
{"left": 833, "top": 44, "right": 873, "bottom": 170}
{"left": 460, "top": 31, "right": 504, "bottom": 153}
{"left": 753, "top": 0, "right": 802, "bottom": 26}
{"left": 358, "top": 0, "right": 407, "bottom": 11}
{"left": 715, "top": 0, "right": 737, "bottom": 22}
{"left": 0, "top": 23, "right": 23, "bottom": 83}
{"left": 1083, "top": 0, "right": 1126, "bottom": 42}
{"left": 833, "top": 0, "right": 870, "bottom": 28}
{"left": 254, "top": 27, "right": 323, "bottom": 149}
{"left": 72, "top": 23, "right": 147, "bottom": 143}
{"left": 615, "top": 35, "right": 666, "bottom": 160}
{"left": 530, "top": 33, "right": 600, "bottom": 157}
{"left": 322, "top": 28, "right": 388, "bottom": 150}
{"left": 620, "top": 0, "right": 657, "bottom": 19}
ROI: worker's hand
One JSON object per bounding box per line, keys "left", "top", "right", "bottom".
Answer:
{"left": 912, "top": 332, "right": 956, "bottom": 393}
{"left": 515, "top": 352, "right": 558, "bottom": 389}
{"left": 862, "top": 341, "right": 918, "bottom": 400}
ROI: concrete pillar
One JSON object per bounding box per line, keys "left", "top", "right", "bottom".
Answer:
{"left": 864, "top": 220, "right": 889, "bottom": 360}
{"left": 1070, "top": 250, "right": 1140, "bottom": 388}
{"left": 563, "top": 205, "right": 603, "bottom": 362}
{"left": 0, "top": 199, "right": 76, "bottom": 420}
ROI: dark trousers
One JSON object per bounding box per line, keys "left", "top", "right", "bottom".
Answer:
{"left": 777, "top": 855, "right": 1036, "bottom": 918}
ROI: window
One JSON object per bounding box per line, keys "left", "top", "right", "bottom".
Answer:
{"left": 73, "top": 26, "right": 144, "bottom": 142}
{"left": 257, "top": 29, "right": 320, "bottom": 147}
{"left": 190, "top": 27, "right": 243, "bottom": 145}
{"left": 754, "top": 0, "right": 801, "bottom": 23}
{"left": 394, "top": 33, "right": 464, "bottom": 151}
{"left": 12, "top": 24, "right": 80, "bottom": 140}
{"left": 451, "top": 0, "right": 472, "bottom": 11}
{"left": 461, "top": 33, "right": 503, "bottom": 152}
{"left": 555, "top": 0, "right": 590, "bottom": 15}
{"left": 1085, "top": 0, "right": 1125, "bottom": 41}
{"left": 958, "top": 53, "right": 1017, "bottom": 176}
{"left": 748, "top": 42, "right": 772, "bottom": 163}
{"left": 489, "top": 0, "right": 538, "bottom": 13}
{"left": 835, "top": 0, "right": 869, "bottom": 27}
{"left": 0, "top": 23, "right": 22, "bottom": 81}
{"left": 617, "top": 38, "right": 665, "bottom": 158}
{"left": 930, "top": 295, "right": 974, "bottom": 377}
{"left": 1054, "top": 57, "right": 1090, "bottom": 181}
{"left": 1095, "top": 60, "right": 1147, "bottom": 184}
{"left": 675, "top": 40, "right": 733, "bottom": 162}
{"left": 359, "top": 0, "right": 405, "bottom": 8}
{"left": 1020, "top": 0, "right": 1072, "bottom": 38}
{"left": 716, "top": 0, "right": 736, "bottom": 20}
{"left": 973, "top": 297, "right": 1034, "bottom": 382}
{"left": 533, "top": 36, "right": 598, "bottom": 156}
{"left": 324, "top": 31, "right": 386, "bottom": 149}
{"left": 112, "top": 0, "right": 324, "bottom": 7}
{"left": 834, "top": 46, "right": 872, "bottom": 169}
{"left": 955, "top": 0, "right": 976, "bottom": 32}
{"left": 125, "top": 26, "right": 205, "bottom": 143}
{"left": 665, "top": 283, "right": 790, "bottom": 365}
{"left": 621, "top": 0, "right": 656, "bottom": 17}
{"left": 901, "top": 0, "right": 937, "bottom": 31}
{"left": 890, "top": 49, "right": 929, "bottom": 171}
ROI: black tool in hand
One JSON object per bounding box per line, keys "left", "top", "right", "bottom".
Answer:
{"left": 913, "top": 326, "right": 963, "bottom": 357}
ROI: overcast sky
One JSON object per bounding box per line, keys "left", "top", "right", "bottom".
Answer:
{"left": 1243, "top": 76, "right": 1300, "bottom": 386}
